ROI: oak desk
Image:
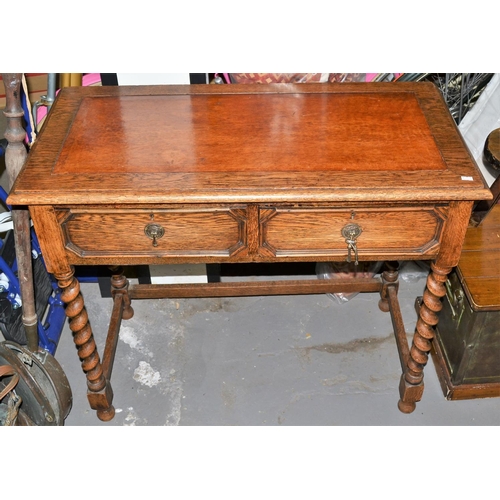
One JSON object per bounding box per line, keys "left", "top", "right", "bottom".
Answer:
{"left": 7, "top": 82, "right": 491, "bottom": 421}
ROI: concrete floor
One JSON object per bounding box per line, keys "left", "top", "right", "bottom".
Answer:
{"left": 50, "top": 266, "right": 500, "bottom": 426}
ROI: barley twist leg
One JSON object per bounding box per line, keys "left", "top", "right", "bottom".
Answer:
{"left": 57, "top": 268, "right": 115, "bottom": 421}
{"left": 398, "top": 262, "right": 450, "bottom": 413}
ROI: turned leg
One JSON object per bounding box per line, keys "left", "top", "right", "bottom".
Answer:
{"left": 3, "top": 74, "right": 38, "bottom": 352}
{"left": 57, "top": 267, "right": 115, "bottom": 421}
{"left": 98, "top": 266, "right": 135, "bottom": 388}
{"left": 378, "top": 261, "right": 399, "bottom": 313}
{"left": 110, "top": 266, "right": 134, "bottom": 320}
{"left": 398, "top": 262, "right": 451, "bottom": 413}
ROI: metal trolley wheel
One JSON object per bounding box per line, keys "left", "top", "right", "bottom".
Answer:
{"left": 0, "top": 342, "right": 72, "bottom": 425}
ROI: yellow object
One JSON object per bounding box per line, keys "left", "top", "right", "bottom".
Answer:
{"left": 59, "top": 73, "right": 83, "bottom": 88}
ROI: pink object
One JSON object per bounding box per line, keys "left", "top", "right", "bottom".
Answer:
{"left": 366, "top": 73, "right": 403, "bottom": 82}
{"left": 82, "top": 73, "right": 101, "bottom": 86}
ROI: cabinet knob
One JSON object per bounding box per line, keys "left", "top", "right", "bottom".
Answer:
{"left": 144, "top": 223, "right": 165, "bottom": 247}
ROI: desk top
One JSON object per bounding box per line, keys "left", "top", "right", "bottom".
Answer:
{"left": 8, "top": 82, "right": 491, "bottom": 206}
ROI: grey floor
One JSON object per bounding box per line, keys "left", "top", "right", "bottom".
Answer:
{"left": 51, "top": 266, "right": 500, "bottom": 426}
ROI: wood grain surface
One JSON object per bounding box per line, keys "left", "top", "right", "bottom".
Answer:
{"left": 457, "top": 205, "right": 500, "bottom": 310}
{"left": 7, "top": 83, "right": 492, "bottom": 206}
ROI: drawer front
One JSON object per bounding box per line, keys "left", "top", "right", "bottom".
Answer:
{"left": 59, "top": 207, "right": 247, "bottom": 259}
{"left": 259, "top": 206, "right": 447, "bottom": 259}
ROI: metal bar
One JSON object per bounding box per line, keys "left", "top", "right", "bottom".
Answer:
{"left": 46, "top": 73, "right": 57, "bottom": 111}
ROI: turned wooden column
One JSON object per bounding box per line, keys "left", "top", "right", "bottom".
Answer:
{"left": 2, "top": 73, "right": 38, "bottom": 352}
{"left": 378, "top": 261, "right": 399, "bottom": 313}
{"left": 95, "top": 266, "right": 135, "bottom": 411}
{"left": 110, "top": 266, "right": 134, "bottom": 320}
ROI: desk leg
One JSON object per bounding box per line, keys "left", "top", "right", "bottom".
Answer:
{"left": 110, "top": 266, "right": 134, "bottom": 320}
{"left": 398, "top": 262, "right": 450, "bottom": 413}
{"left": 57, "top": 268, "right": 115, "bottom": 421}
{"left": 378, "top": 261, "right": 399, "bottom": 313}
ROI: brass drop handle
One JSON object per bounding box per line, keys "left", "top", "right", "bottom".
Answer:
{"left": 144, "top": 223, "right": 165, "bottom": 247}
{"left": 444, "top": 278, "right": 465, "bottom": 324}
{"left": 341, "top": 223, "right": 362, "bottom": 265}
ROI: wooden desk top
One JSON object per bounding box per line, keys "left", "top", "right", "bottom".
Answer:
{"left": 8, "top": 82, "right": 491, "bottom": 206}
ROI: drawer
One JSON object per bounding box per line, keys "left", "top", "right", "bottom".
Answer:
{"left": 58, "top": 207, "right": 248, "bottom": 259}
{"left": 259, "top": 206, "right": 447, "bottom": 259}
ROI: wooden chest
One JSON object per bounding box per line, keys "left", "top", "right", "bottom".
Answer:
{"left": 431, "top": 204, "right": 500, "bottom": 400}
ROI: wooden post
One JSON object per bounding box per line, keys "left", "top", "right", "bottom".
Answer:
{"left": 2, "top": 73, "right": 38, "bottom": 352}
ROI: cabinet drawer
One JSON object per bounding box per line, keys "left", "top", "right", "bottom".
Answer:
{"left": 260, "top": 206, "right": 447, "bottom": 259}
{"left": 58, "top": 207, "right": 247, "bottom": 259}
